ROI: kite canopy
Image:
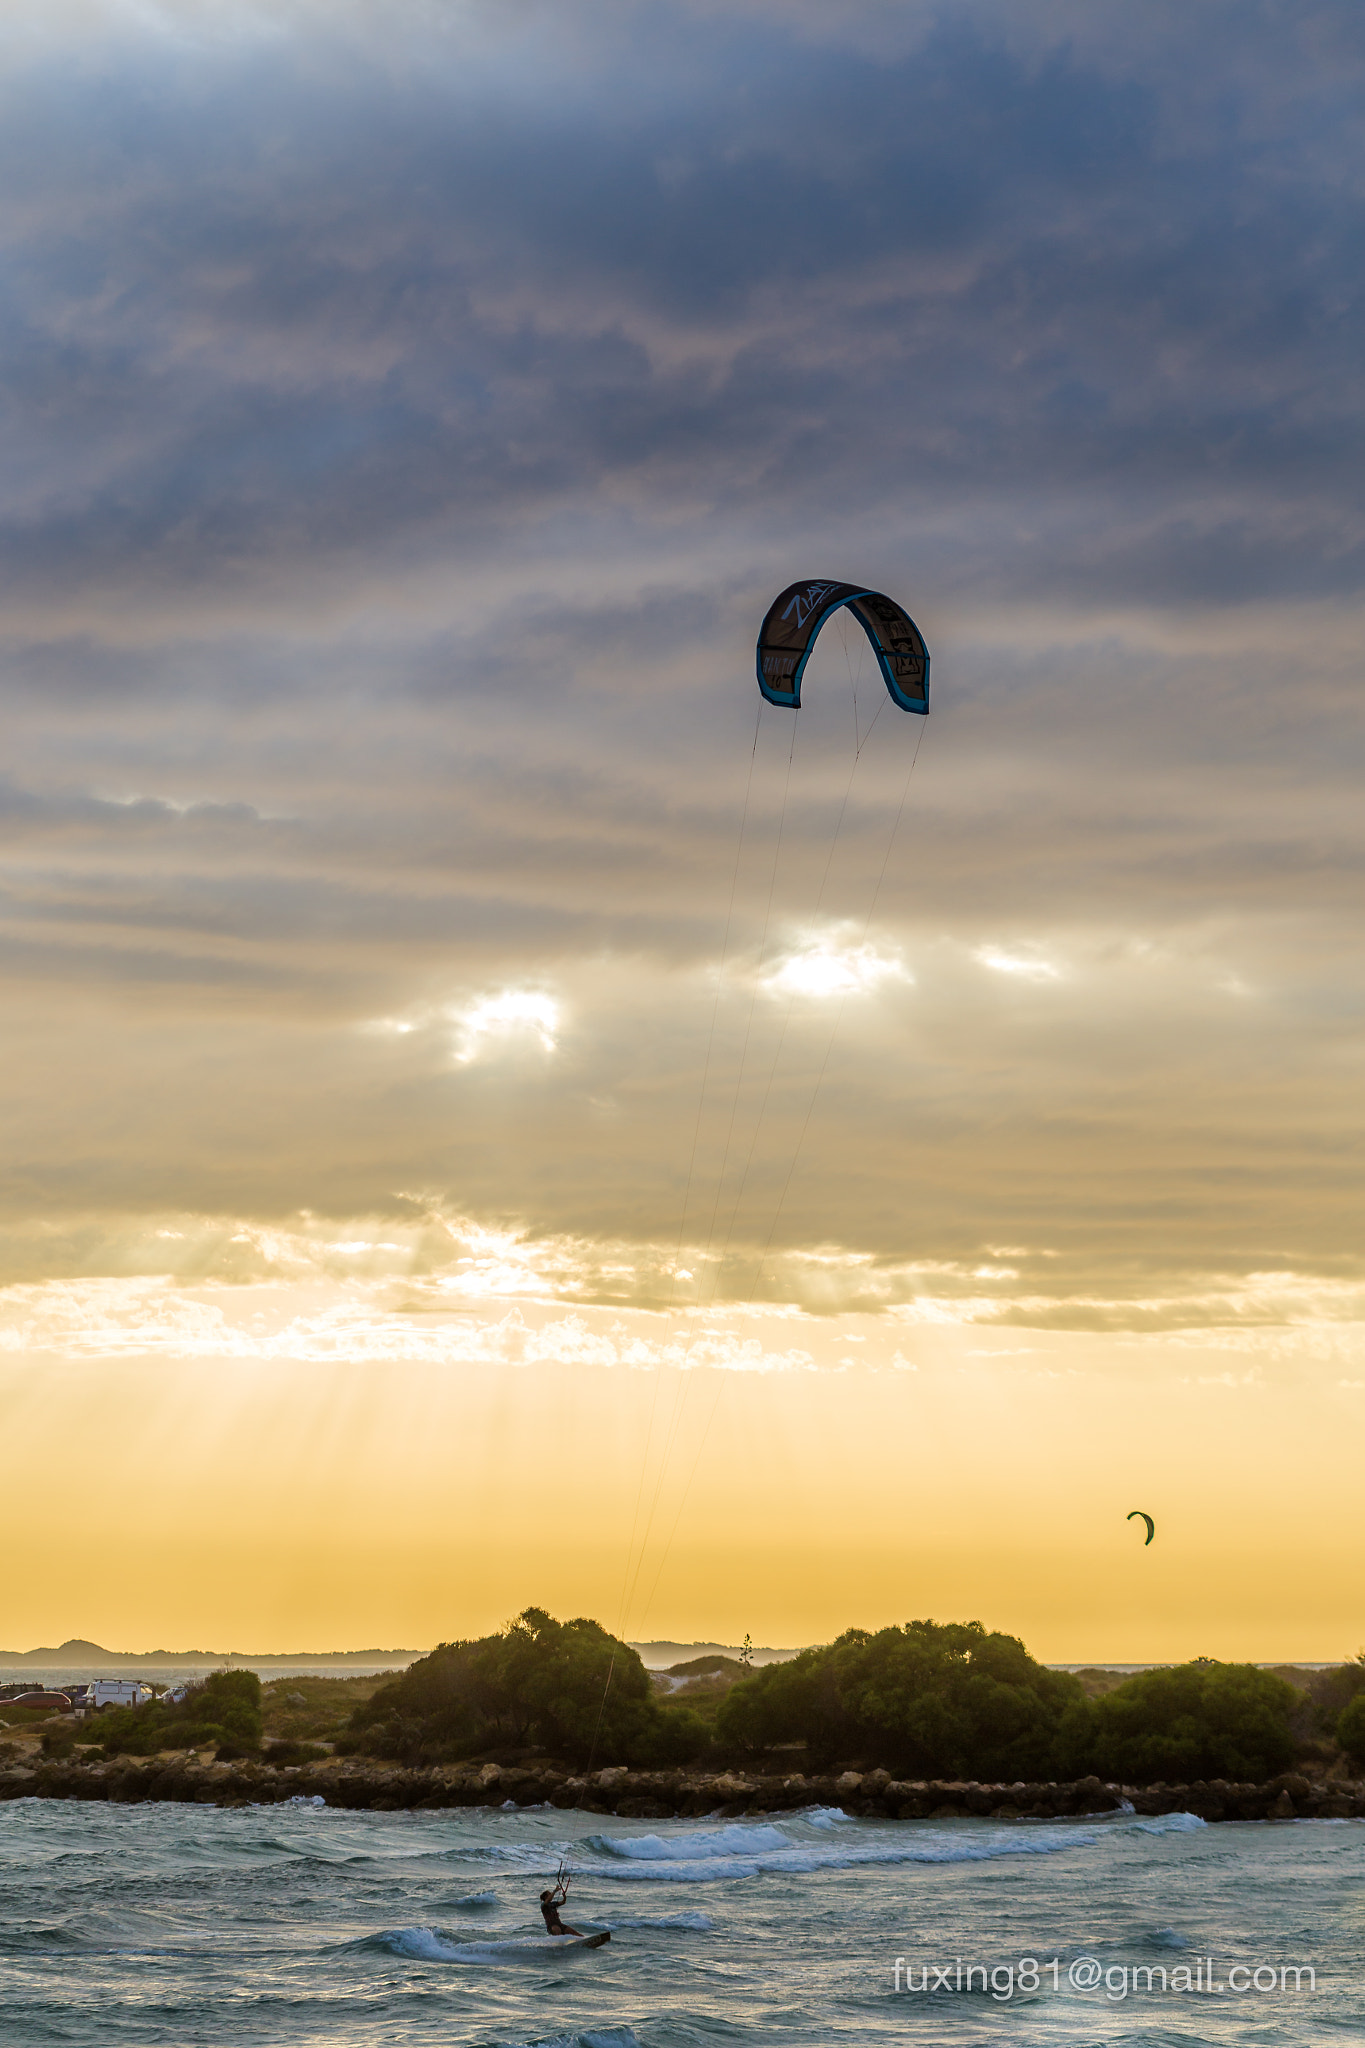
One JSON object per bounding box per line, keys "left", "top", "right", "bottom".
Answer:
{"left": 756, "top": 580, "right": 929, "bottom": 714}
{"left": 1127, "top": 1510, "right": 1156, "bottom": 1545}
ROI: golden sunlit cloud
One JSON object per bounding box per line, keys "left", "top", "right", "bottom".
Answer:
{"left": 974, "top": 945, "right": 1062, "bottom": 981}
{"left": 455, "top": 990, "right": 561, "bottom": 1061}
{"left": 765, "top": 936, "right": 908, "bottom": 1000}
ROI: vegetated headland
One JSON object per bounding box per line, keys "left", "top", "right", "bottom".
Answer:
{"left": 5, "top": 1609, "right": 1365, "bottom": 1822}
{"left": 0, "top": 1638, "right": 422, "bottom": 1675}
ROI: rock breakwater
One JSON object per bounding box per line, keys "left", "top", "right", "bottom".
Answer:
{"left": 1, "top": 1758, "right": 1358, "bottom": 1821}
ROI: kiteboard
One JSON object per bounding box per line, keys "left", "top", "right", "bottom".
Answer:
{"left": 570, "top": 1931, "right": 611, "bottom": 1950}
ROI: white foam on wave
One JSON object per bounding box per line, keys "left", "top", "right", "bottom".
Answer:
{"left": 434, "top": 1801, "right": 1204, "bottom": 1899}
{"left": 578, "top": 1820, "right": 1103, "bottom": 1883}
{"left": 374, "top": 1925, "right": 602, "bottom": 1965}
{"left": 377, "top": 1926, "right": 464, "bottom": 1962}
{"left": 588, "top": 1823, "right": 790, "bottom": 1862}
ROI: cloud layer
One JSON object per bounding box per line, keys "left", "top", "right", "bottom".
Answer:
{"left": 2, "top": 0, "right": 1364, "bottom": 1332}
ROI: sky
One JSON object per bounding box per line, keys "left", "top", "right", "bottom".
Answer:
{"left": 2, "top": 0, "right": 1364, "bottom": 1662}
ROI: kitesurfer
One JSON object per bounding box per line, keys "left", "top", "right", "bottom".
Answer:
{"left": 539, "top": 1873, "right": 582, "bottom": 1937}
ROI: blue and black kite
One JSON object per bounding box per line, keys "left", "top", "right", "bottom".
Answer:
{"left": 756, "top": 580, "right": 929, "bottom": 714}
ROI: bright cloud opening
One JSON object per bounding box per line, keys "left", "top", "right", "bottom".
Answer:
{"left": 975, "top": 947, "right": 1062, "bottom": 982}
{"left": 456, "top": 990, "right": 560, "bottom": 1061}
{"left": 767, "top": 942, "right": 908, "bottom": 1001}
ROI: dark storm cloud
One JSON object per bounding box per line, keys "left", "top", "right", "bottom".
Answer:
{"left": 0, "top": 1, "right": 1360, "bottom": 615}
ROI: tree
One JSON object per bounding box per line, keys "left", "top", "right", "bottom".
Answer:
{"left": 345, "top": 1607, "right": 706, "bottom": 1766}
{"left": 715, "top": 1619, "right": 1081, "bottom": 1776}
{"left": 1335, "top": 1692, "right": 1365, "bottom": 1766}
{"left": 1080, "top": 1662, "right": 1295, "bottom": 1784}
{"left": 1308, "top": 1656, "right": 1365, "bottom": 1738}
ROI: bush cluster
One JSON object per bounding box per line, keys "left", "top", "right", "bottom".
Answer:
{"left": 90, "top": 1671, "right": 264, "bottom": 1760}
{"left": 713, "top": 1621, "right": 1301, "bottom": 1784}
{"left": 344, "top": 1607, "right": 707, "bottom": 1766}
{"left": 1303, "top": 1656, "right": 1365, "bottom": 1762}
{"left": 1082, "top": 1662, "right": 1295, "bottom": 1782}
{"left": 715, "top": 1620, "right": 1082, "bottom": 1778}
{"left": 63, "top": 1612, "right": 1340, "bottom": 1784}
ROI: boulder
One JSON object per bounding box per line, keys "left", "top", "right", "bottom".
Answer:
{"left": 709, "top": 1773, "right": 757, "bottom": 1802}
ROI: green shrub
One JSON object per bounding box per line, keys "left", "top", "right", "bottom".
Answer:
{"left": 1335, "top": 1693, "right": 1365, "bottom": 1765}
{"left": 95, "top": 1670, "right": 264, "bottom": 1760}
{"left": 1080, "top": 1662, "right": 1295, "bottom": 1784}
{"left": 264, "top": 1740, "right": 329, "bottom": 1766}
{"left": 261, "top": 1674, "right": 387, "bottom": 1744}
{"left": 1309, "top": 1657, "right": 1365, "bottom": 1737}
{"left": 715, "top": 1619, "right": 1082, "bottom": 1777}
{"left": 345, "top": 1607, "right": 709, "bottom": 1767}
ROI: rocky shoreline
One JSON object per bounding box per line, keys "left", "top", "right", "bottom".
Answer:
{"left": 1, "top": 1757, "right": 1358, "bottom": 1821}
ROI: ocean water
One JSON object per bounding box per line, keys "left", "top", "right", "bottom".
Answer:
{"left": 0, "top": 1795, "right": 1359, "bottom": 2045}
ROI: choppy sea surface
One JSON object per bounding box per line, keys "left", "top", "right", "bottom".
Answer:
{"left": 1, "top": 1795, "right": 1359, "bottom": 2046}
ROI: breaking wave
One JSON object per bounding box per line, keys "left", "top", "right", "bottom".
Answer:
{"left": 586, "top": 1823, "right": 790, "bottom": 1862}
{"left": 350, "top": 1926, "right": 607, "bottom": 1966}
{"left": 573, "top": 1813, "right": 1103, "bottom": 1882}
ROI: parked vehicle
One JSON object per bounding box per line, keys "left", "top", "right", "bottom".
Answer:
{"left": 4, "top": 1691, "right": 73, "bottom": 1712}
{"left": 88, "top": 1681, "right": 155, "bottom": 1709}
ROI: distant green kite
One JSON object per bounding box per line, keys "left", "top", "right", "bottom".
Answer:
{"left": 1127, "top": 1510, "right": 1155, "bottom": 1545}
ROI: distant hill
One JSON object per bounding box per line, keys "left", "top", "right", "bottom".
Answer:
{"left": 0, "top": 1638, "right": 423, "bottom": 1667}
{"left": 631, "top": 1640, "right": 799, "bottom": 1668}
